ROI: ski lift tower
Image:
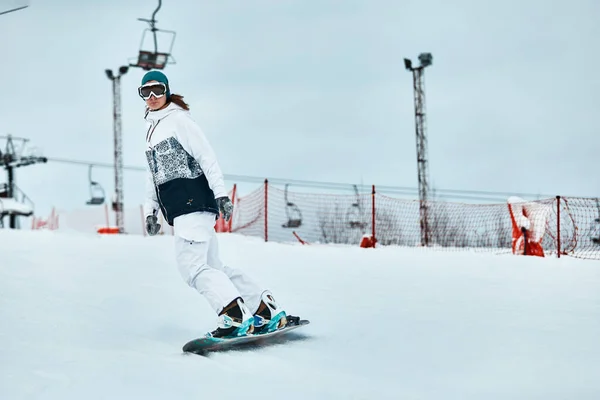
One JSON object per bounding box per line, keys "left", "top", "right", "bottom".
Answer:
{"left": 128, "top": 0, "right": 177, "bottom": 71}
{"left": 404, "top": 53, "right": 433, "bottom": 247}
{"left": 0, "top": 135, "right": 47, "bottom": 228}
{"left": 104, "top": 66, "right": 129, "bottom": 233}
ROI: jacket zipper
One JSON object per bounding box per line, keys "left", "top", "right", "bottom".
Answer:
{"left": 147, "top": 118, "right": 168, "bottom": 222}
{"left": 146, "top": 119, "right": 161, "bottom": 142}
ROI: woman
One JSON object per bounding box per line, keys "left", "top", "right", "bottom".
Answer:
{"left": 139, "top": 70, "right": 287, "bottom": 338}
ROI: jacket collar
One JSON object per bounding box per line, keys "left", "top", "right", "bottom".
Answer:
{"left": 144, "top": 102, "right": 184, "bottom": 123}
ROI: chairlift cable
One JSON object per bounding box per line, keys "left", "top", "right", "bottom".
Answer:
{"left": 0, "top": 5, "right": 28, "bottom": 16}
{"left": 45, "top": 157, "right": 564, "bottom": 202}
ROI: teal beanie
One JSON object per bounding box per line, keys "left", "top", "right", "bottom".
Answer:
{"left": 141, "top": 70, "right": 171, "bottom": 98}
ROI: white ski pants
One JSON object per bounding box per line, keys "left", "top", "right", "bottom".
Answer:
{"left": 173, "top": 213, "right": 264, "bottom": 315}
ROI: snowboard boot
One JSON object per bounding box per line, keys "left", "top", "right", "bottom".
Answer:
{"left": 253, "top": 290, "right": 287, "bottom": 334}
{"left": 209, "top": 297, "right": 254, "bottom": 338}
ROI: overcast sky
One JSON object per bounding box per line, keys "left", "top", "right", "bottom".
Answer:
{"left": 0, "top": 0, "right": 598, "bottom": 217}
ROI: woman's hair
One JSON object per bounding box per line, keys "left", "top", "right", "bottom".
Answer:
{"left": 169, "top": 93, "right": 190, "bottom": 110}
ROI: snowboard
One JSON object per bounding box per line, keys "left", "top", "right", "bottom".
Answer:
{"left": 182, "top": 315, "right": 309, "bottom": 355}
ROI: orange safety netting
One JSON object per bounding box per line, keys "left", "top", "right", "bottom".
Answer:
{"left": 228, "top": 182, "right": 600, "bottom": 260}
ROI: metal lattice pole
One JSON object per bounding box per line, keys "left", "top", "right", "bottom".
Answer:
{"left": 404, "top": 53, "right": 433, "bottom": 246}
{"left": 413, "top": 67, "right": 430, "bottom": 246}
{"left": 113, "top": 76, "right": 124, "bottom": 233}
{"left": 106, "top": 66, "right": 129, "bottom": 233}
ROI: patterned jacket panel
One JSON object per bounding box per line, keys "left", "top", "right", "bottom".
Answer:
{"left": 145, "top": 136, "right": 203, "bottom": 186}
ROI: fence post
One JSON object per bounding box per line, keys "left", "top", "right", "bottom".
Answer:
{"left": 264, "top": 179, "right": 269, "bottom": 242}
{"left": 556, "top": 195, "right": 561, "bottom": 258}
{"left": 140, "top": 205, "right": 146, "bottom": 236}
{"left": 51, "top": 207, "right": 57, "bottom": 230}
{"left": 372, "top": 185, "right": 376, "bottom": 245}
{"left": 229, "top": 183, "right": 237, "bottom": 232}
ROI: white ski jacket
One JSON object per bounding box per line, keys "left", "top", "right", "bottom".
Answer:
{"left": 143, "top": 102, "right": 228, "bottom": 237}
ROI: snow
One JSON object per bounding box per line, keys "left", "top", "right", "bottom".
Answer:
{"left": 0, "top": 197, "right": 33, "bottom": 216}
{"left": 1, "top": 229, "right": 600, "bottom": 399}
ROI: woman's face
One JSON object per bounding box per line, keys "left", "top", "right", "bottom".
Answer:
{"left": 143, "top": 80, "right": 168, "bottom": 110}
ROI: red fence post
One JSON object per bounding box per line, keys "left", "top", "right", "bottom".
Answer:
{"left": 556, "top": 195, "right": 561, "bottom": 258}
{"left": 264, "top": 179, "right": 269, "bottom": 242}
{"left": 228, "top": 183, "right": 237, "bottom": 232}
{"left": 372, "top": 185, "right": 376, "bottom": 245}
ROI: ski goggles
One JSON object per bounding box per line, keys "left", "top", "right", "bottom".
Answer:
{"left": 138, "top": 82, "right": 168, "bottom": 100}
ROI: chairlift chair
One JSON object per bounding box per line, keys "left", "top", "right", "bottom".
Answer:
{"left": 86, "top": 165, "right": 105, "bottom": 205}
{"left": 129, "top": 0, "right": 176, "bottom": 71}
{"left": 347, "top": 184, "right": 367, "bottom": 230}
{"left": 281, "top": 184, "right": 302, "bottom": 228}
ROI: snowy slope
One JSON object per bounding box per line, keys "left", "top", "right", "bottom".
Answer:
{"left": 1, "top": 229, "right": 600, "bottom": 400}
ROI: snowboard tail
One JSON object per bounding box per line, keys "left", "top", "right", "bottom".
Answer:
{"left": 182, "top": 315, "right": 309, "bottom": 355}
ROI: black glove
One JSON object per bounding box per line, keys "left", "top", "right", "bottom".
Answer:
{"left": 145, "top": 214, "right": 161, "bottom": 236}
{"left": 216, "top": 196, "right": 233, "bottom": 221}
